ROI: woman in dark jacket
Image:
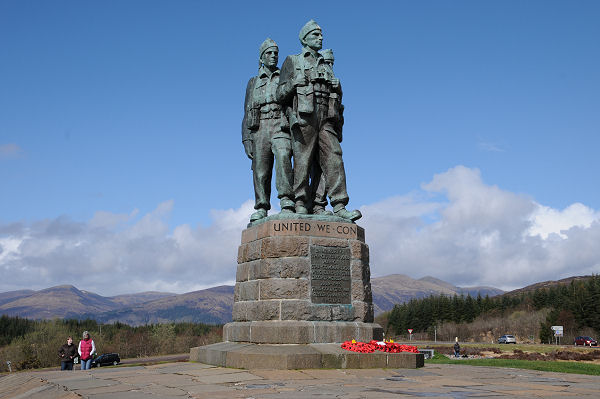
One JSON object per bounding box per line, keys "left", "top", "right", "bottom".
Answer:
{"left": 58, "top": 336, "right": 77, "bottom": 370}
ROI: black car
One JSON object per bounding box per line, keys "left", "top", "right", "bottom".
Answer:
{"left": 91, "top": 353, "right": 121, "bottom": 367}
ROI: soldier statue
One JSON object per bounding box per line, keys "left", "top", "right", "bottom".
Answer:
{"left": 277, "top": 20, "right": 361, "bottom": 221}
{"left": 242, "top": 38, "right": 295, "bottom": 222}
{"left": 309, "top": 49, "right": 345, "bottom": 216}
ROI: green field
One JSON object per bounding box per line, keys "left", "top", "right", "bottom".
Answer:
{"left": 427, "top": 353, "right": 600, "bottom": 376}
{"left": 415, "top": 342, "right": 599, "bottom": 354}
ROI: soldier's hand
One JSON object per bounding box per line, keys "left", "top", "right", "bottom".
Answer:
{"left": 243, "top": 140, "right": 253, "bottom": 160}
{"left": 294, "top": 74, "right": 308, "bottom": 87}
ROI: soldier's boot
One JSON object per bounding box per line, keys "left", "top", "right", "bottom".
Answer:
{"left": 250, "top": 208, "right": 267, "bottom": 222}
{"left": 312, "top": 204, "right": 333, "bottom": 216}
{"left": 295, "top": 201, "right": 308, "bottom": 215}
{"left": 333, "top": 204, "right": 362, "bottom": 221}
{"left": 280, "top": 197, "right": 295, "bottom": 214}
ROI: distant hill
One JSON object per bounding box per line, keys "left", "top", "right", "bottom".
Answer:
{"left": 0, "top": 289, "right": 35, "bottom": 306}
{"left": 503, "top": 275, "right": 594, "bottom": 296}
{"left": 0, "top": 275, "right": 504, "bottom": 324}
{"left": 90, "top": 286, "right": 234, "bottom": 326}
{"left": 109, "top": 292, "right": 176, "bottom": 307}
{"left": 0, "top": 285, "right": 119, "bottom": 319}
{"left": 370, "top": 274, "right": 504, "bottom": 314}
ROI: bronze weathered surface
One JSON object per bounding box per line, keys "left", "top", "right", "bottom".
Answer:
{"left": 242, "top": 39, "right": 294, "bottom": 223}
{"left": 243, "top": 21, "right": 361, "bottom": 224}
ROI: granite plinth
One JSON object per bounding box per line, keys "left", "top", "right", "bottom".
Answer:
{"left": 190, "top": 342, "right": 424, "bottom": 369}
{"left": 223, "top": 320, "right": 383, "bottom": 344}
{"left": 235, "top": 217, "right": 373, "bottom": 326}
{"left": 192, "top": 217, "right": 384, "bottom": 368}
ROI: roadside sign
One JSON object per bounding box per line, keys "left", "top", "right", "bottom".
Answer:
{"left": 551, "top": 326, "right": 564, "bottom": 337}
{"left": 408, "top": 329, "right": 413, "bottom": 334}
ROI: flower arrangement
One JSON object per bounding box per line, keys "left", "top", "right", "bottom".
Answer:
{"left": 341, "top": 339, "right": 419, "bottom": 353}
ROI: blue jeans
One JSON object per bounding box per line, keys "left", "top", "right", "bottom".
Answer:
{"left": 61, "top": 361, "right": 73, "bottom": 371}
{"left": 80, "top": 358, "right": 92, "bottom": 370}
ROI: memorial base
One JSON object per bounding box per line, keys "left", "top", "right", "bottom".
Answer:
{"left": 224, "top": 320, "right": 383, "bottom": 344}
{"left": 189, "top": 217, "right": 410, "bottom": 369}
{"left": 190, "top": 342, "right": 424, "bottom": 370}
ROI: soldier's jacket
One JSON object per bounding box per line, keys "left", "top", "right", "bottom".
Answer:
{"left": 322, "top": 62, "right": 344, "bottom": 131}
{"left": 242, "top": 66, "right": 289, "bottom": 144}
{"left": 276, "top": 47, "right": 343, "bottom": 130}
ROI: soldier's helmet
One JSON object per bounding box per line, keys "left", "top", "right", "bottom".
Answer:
{"left": 321, "top": 49, "right": 334, "bottom": 62}
{"left": 259, "top": 38, "right": 278, "bottom": 61}
{"left": 299, "top": 19, "right": 321, "bottom": 43}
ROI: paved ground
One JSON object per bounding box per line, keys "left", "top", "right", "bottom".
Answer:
{"left": 1, "top": 361, "right": 599, "bottom": 398}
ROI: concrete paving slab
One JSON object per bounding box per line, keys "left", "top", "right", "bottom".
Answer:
{"left": 73, "top": 382, "right": 138, "bottom": 396}
{"left": 193, "top": 370, "right": 263, "bottom": 384}
{"left": 183, "top": 383, "right": 237, "bottom": 395}
{"left": 113, "top": 373, "right": 196, "bottom": 386}
{"left": 52, "top": 377, "right": 119, "bottom": 390}
{"left": 139, "top": 384, "right": 189, "bottom": 396}
{"left": 249, "top": 369, "right": 310, "bottom": 380}
{"left": 177, "top": 366, "right": 246, "bottom": 377}
{"left": 0, "top": 375, "right": 45, "bottom": 398}
{"left": 150, "top": 363, "right": 214, "bottom": 373}
{"left": 297, "top": 368, "right": 350, "bottom": 379}
{"left": 85, "top": 392, "right": 183, "bottom": 399}
{"left": 4, "top": 361, "right": 600, "bottom": 398}
{"left": 343, "top": 368, "right": 396, "bottom": 378}
{"left": 11, "top": 385, "right": 81, "bottom": 399}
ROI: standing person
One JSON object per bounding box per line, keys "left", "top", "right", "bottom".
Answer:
{"left": 277, "top": 20, "right": 361, "bottom": 221}
{"left": 454, "top": 338, "right": 461, "bottom": 358}
{"left": 78, "top": 331, "right": 96, "bottom": 370}
{"left": 242, "top": 38, "right": 294, "bottom": 223}
{"left": 58, "top": 336, "right": 77, "bottom": 370}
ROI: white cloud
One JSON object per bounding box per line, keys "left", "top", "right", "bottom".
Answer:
{"left": 0, "top": 143, "right": 23, "bottom": 160}
{"left": 0, "top": 200, "right": 252, "bottom": 295}
{"left": 528, "top": 203, "right": 600, "bottom": 239}
{"left": 478, "top": 141, "right": 504, "bottom": 152}
{"left": 362, "top": 166, "right": 600, "bottom": 290}
{"left": 1, "top": 167, "right": 599, "bottom": 295}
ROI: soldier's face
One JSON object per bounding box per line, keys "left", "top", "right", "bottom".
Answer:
{"left": 261, "top": 48, "right": 278, "bottom": 68}
{"left": 304, "top": 29, "right": 323, "bottom": 51}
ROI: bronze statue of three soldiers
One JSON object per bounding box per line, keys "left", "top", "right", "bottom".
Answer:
{"left": 242, "top": 20, "right": 361, "bottom": 224}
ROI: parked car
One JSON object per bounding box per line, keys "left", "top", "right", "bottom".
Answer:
{"left": 498, "top": 334, "right": 517, "bottom": 344}
{"left": 91, "top": 353, "right": 121, "bottom": 367}
{"left": 574, "top": 336, "right": 598, "bottom": 346}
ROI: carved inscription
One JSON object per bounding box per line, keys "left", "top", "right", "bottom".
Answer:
{"left": 310, "top": 246, "right": 351, "bottom": 304}
{"left": 271, "top": 220, "right": 358, "bottom": 238}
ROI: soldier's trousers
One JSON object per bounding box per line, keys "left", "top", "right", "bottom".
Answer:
{"left": 252, "top": 118, "right": 293, "bottom": 211}
{"left": 292, "top": 109, "right": 349, "bottom": 208}
{"left": 309, "top": 161, "right": 328, "bottom": 210}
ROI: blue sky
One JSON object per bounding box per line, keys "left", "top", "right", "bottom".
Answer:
{"left": 1, "top": 1, "right": 599, "bottom": 295}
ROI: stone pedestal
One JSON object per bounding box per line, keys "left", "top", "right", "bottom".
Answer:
{"left": 228, "top": 215, "right": 382, "bottom": 344}
{"left": 190, "top": 215, "right": 425, "bottom": 369}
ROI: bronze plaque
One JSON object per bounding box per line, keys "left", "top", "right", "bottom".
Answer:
{"left": 310, "top": 246, "right": 351, "bottom": 304}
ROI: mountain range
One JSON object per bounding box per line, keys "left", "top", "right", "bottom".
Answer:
{"left": 0, "top": 274, "right": 503, "bottom": 325}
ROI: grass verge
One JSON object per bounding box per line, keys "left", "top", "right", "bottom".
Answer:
{"left": 427, "top": 354, "right": 600, "bottom": 376}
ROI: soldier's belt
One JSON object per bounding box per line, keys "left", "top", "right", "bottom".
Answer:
{"left": 260, "top": 103, "right": 281, "bottom": 112}
{"left": 259, "top": 110, "right": 282, "bottom": 119}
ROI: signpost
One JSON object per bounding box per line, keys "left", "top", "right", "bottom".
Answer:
{"left": 408, "top": 329, "right": 413, "bottom": 341}
{"left": 551, "top": 326, "right": 563, "bottom": 345}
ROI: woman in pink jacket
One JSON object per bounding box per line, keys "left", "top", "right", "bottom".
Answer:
{"left": 78, "top": 330, "right": 96, "bottom": 370}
